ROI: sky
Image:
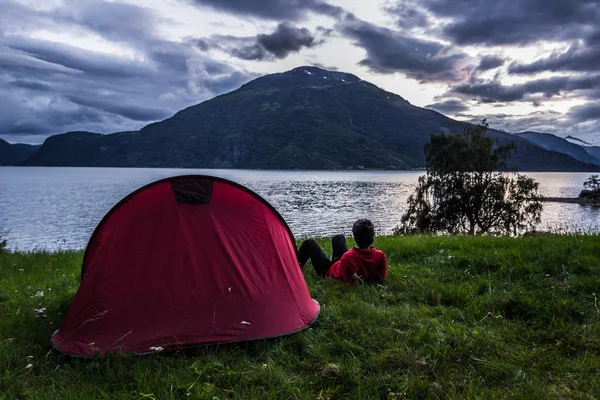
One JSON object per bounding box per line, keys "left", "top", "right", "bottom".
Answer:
{"left": 1, "top": 0, "right": 599, "bottom": 144}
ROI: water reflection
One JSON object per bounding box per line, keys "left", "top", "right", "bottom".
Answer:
{"left": 0, "top": 167, "right": 598, "bottom": 251}
{"left": 252, "top": 180, "right": 413, "bottom": 238}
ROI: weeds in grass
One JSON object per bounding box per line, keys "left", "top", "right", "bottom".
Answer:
{"left": 0, "top": 236, "right": 599, "bottom": 398}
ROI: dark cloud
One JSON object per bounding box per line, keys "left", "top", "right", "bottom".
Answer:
{"left": 509, "top": 37, "right": 600, "bottom": 74}
{"left": 195, "top": 39, "right": 211, "bottom": 52}
{"left": 7, "top": 37, "right": 153, "bottom": 78}
{"left": 457, "top": 110, "right": 566, "bottom": 134}
{"left": 385, "top": 2, "right": 429, "bottom": 29}
{"left": 310, "top": 2, "right": 347, "bottom": 19}
{"left": 0, "top": 90, "right": 110, "bottom": 138}
{"left": 64, "top": 95, "right": 173, "bottom": 121}
{"left": 416, "top": 0, "right": 599, "bottom": 46}
{"left": 450, "top": 75, "right": 600, "bottom": 103}
{"left": 199, "top": 69, "right": 256, "bottom": 94}
{"left": 308, "top": 62, "right": 339, "bottom": 71}
{"left": 8, "top": 80, "right": 53, "bottom": 92}
{"left": 415, "top": 0, "right": 600, "bottom": 136}
{"left": 0, "top": 45, "right": 79, "bottom": 75}
{"left": 0, "top": 0, "right": 255, "bottom": 142}
{"left": 426, "top": 99, "right": 469, "bottom": 114}
{"left": 257, "top": 23, "right": 317, "bottom": 58}
{"left": 337, "top": 16, "right": 472, "bottom": 82}
{"left": 452, "top": 108, "right": 600, "bottom": 143}
{"left": 478, "top": 56, "right": 505, "bottom": 71}
{"left": 232, "top": 44, "right": 270, "bottom": 61}
{"left": 59, "top": 0, "right": 162, "bottom": 44}
{"left": 200, "top": 22, "right": 325, "bottom": 61}
{"left": 569, "top": 103, "right": 600, "bottom": 122}
{"left": 0, "top": 1, "right": 62, "bottom": 33}
{"left": 384, "top": 0, "right": 599, "bottom": 51}
{"left": 187, "top": 0, "right": 346, "bottom": 20}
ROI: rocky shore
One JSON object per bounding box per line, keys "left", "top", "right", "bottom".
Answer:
{"left": 541, "top": 188, "right": 600, "bottom": 206}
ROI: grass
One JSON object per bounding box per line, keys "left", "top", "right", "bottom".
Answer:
{"left": 1, "top": 235, "right": 600, "bottom": 399}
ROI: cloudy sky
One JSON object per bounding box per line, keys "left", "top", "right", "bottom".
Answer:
{"left": 2, "top": 0, "right": 599, "bottom": 144}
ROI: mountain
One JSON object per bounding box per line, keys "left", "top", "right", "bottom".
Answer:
{"left": 516, "top": 132, "right": 600, "bottom": 166}
{"left": 565, "top": 135, "right": 592, "bottom": 146}
{"left": 583, "top": 146, "right": 600, "bottom": 160}
{"left": 563, "top": 135, "right": 600, "bottom": 161}
{"left": 0, "top": 139, "right": 39, "bottom": 165}
{"left": 25, "top": 131, "right": 138, "bottom": 166}
{"left": 20, "top": 66, "right": 600, "bottom": 171}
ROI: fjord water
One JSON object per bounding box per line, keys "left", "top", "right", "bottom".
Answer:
{"left": 0, "top": 167, "right": 598, "bottom": 251}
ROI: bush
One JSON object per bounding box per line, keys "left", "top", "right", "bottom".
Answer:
{"left": 583, "top": 174, "right": 600, "bottom": 191}
{"left": 397, "top": 120, "right": 543, "bottom": 235}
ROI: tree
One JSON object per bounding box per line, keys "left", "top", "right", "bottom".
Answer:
{"left": 397, "top": 121, "right": 543, "bottom": 235}
{"left": 583, "top": 175, "right": 600, "bottom": 191}
{"left": 0, "top": 229, "right": 6, "bottom": 253}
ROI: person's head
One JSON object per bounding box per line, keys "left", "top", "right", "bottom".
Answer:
{"left": 352, "top": 219, "right": 375, "bottom": 249}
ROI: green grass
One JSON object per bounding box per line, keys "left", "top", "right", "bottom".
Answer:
{"left": 1, "top": 235, "right": 600, "bottom": 399}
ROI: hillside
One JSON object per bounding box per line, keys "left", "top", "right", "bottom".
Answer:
{"left": 583, "top": 146, "right": 600, "bottom": 160}
{"left": 20, "top": 66, "right": 600, "bottom": 171}
{"left": 25, "top": 131, "right": 138, "bottom": 166}
{"left": 0, "top": 139, "right": 39, "bottom": 166}
{"left": 517, "top": 132, "right": 600, "bottom": 165}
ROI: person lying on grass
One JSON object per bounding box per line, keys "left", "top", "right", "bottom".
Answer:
{"left": 298, "top": 219, "right": 387, "bottom": 284}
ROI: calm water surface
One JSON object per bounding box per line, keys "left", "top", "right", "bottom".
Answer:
{"left": 0, "top": 167, "right": 598, "bottom": 251}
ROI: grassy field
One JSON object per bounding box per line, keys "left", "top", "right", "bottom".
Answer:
{"left": 1, "top": 235, "right": 600, "bottom": 399}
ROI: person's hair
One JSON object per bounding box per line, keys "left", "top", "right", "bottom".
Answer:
{"left": 352, "top": 219, "right": 375, "bottom": 249}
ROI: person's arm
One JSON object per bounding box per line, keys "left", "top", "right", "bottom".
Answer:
{"left": 339, "top": 258, "right": 359, "bottom": 284}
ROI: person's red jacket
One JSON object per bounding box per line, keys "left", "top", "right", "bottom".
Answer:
{"left": 327, "top": 247, "right": 387, "bottom": 284}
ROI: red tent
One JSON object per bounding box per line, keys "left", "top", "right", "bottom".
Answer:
{"left": 51, "top": 175, "right": 320, "bottom": 356}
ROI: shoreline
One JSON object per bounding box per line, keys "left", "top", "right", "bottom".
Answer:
{"left": 541, "top": 197, "right": 600, "bottom": 206}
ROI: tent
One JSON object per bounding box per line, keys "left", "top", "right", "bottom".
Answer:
{"left": 51, "top": 175, "right": 320, "bottom": 356}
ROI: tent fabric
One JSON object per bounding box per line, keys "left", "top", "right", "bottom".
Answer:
{"left": 51, "top": 175, "right": 320, "bottom": 356}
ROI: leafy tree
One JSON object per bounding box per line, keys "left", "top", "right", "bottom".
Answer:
{"left": 397, "top": 121, "right": 543, "bottom": 235}
{"left": 583, "top": 175, "right": 600, "bottom": 191}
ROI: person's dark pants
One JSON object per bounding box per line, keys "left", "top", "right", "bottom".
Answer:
{"left": 298, "top": 234, "right": 348, "bottom": 277}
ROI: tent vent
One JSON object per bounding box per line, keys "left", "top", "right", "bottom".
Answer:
{"left": 171, "top": 178, "right": 213, "bottom": 204}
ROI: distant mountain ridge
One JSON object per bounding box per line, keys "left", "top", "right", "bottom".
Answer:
{"left": 565, "top": 135, "right": 592, "bottom": 146}
{"left": 0, "top": 139, "right": 39, "bottom": 165}
{"left": 516, "top": 132, "right": 600, "bottom": 165}
{"left": 6, "top": 66, "right": 600, "bottom": 172}
{"left": 25, "top": 131, "right": 138, "bottom": 166}
{"left": 562, "top": 135, "right": 600, "bottom": 160}
{"left": 583, "top": 146, "right": 600, "bottom": 160}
